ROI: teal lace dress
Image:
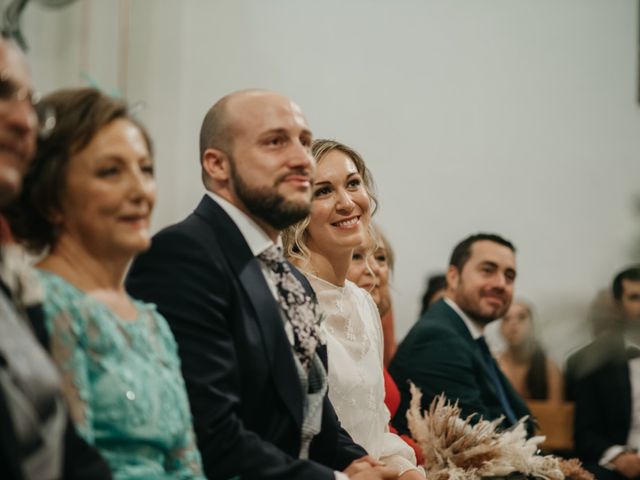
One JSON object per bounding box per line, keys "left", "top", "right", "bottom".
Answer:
{"left": 38, "top": 270, "right": 205, "bottom": 479}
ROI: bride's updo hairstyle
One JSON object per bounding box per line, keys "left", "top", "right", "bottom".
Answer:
{"left": 283, "top": 138, "right": 377, "bottom": 269}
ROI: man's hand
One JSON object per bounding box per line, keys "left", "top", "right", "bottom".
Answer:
{"left": 343, "top": 456, "right": 399, "bottom": 479}
{"left": 612, "top": 451, "right": 640, "bottom": 478}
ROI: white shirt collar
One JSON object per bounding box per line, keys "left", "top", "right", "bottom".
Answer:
{"left": 444, "top": 297, "right": 484, "bottom": 340}
{"left": 206, "top": 190, "right": 279, "bottom": 257}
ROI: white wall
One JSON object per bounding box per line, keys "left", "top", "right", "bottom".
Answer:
{"left": 20, "top": 0, "right": 640, "bottom": 364}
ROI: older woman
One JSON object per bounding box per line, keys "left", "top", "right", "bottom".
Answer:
{"left": 284, "top": 139, "right": 424, "bottom": 478}
{"left": 354, "top": 225, "right": 396, "bottom": 366}
{"left": 9, "top": 88, "right": 204, "bottom": 479}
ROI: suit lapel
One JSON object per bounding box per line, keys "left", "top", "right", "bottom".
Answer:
{"left": 438, "top": 300, "right": 529, "bottom": 420}
{"left": 437, "top": 301, "right": 492, "bottom": 379}
{"left": 194, "top": 196, "right": 303, "bottom": 427}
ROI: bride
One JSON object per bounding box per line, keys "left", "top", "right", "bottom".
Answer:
{"left": 284, "top": 139, "right": 424, "bottom": 479}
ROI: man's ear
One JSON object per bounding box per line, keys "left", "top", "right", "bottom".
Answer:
{"left": 446, "top": 265, "right": 459, "bottom": 291}
{"left": 202, "top": 148, "right": 230, "bottom": 183}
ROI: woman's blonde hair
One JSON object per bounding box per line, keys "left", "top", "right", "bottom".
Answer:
{"left": 372, "top": 223, "right": 394, "bottom": 272}
{"left": 283, "top": 139, "right": 377, "bottom": 268}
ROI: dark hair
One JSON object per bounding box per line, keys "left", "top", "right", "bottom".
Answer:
{"left": 526, "top": 343, "right": 549, "bottom": 400}
{"left": 420, "top": 273, "right": 447, "bottom": 315}
{"left": 449, "top": 233, "right": 516, "bottom": 271}
{"left": 612, "top": 265, "right": 640, "bottom": 301}
{"left": 6, "top": 88, "right": 152, "bottom": 252}
{"left": 505, "top": 300, "right": 550, "bottom": 400}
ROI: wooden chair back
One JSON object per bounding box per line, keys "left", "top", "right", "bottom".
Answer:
{"left": 526, "top": 400, "right": 575, "bottom": 452}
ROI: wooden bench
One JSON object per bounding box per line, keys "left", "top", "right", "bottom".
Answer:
{"left": 526, "top": 400, "right": 575, "bottom": 452}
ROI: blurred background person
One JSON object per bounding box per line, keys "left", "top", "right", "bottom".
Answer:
{"left": 565, "top": 289, "right": 622, "bottom": 403}
{"left": 368, "top": 224, "right": 396, "bottom": 367}
{"left": 567, "top": 265, "right": 640, "bottom": 480}
{"left": 587, "top": 288, "right": 624, "bottom": 339}
{"left": 418, "top": 273, "right": 447, "bottom": 317}
{"left": 8, "top": 88, "right": 204, "bottom": 479}
{"left": 497, "top": 300, "right": 563, "bottom": 402}
{"left": 284, "top": 139, "right": 423, "bottom": 478}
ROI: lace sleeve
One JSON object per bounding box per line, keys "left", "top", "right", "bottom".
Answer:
{"left": 44, "top": 298, "right": 95, "bottom": 444}
{"left": 379, "top": 399, "right": 421, "bottom": 474}
{"left": 362, "top": 291, "right": 424, "bottom": 475}
{"left": 361, "top": 291, "right": 385, "bottom": 370}
{"left": 379, "top": 432, "right": 423, "bottom": 475}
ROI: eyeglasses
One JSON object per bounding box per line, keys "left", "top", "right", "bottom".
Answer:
{"left": 0, "top": 71, "right": 56, "bottom": 138}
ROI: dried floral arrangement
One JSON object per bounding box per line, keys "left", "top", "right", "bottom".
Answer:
{"left": 406, "top": 384, "right": 594, "bottom": 480}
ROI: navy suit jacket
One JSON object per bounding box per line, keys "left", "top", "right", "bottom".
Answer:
{"left": 127, "top": 195, "right": 365, "bottom": 480}
{"left": 389, "top": 299, "right": 532, "bottom": 435}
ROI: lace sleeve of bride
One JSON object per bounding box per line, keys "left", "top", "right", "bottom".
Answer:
{"left": 380, "top": 432, "right": 422, "bottom": 475}
{"left": 358, "top": 288, "right": 385, "bottom": 365}
{"left": 359, "top": 290, "right": 424, "bottom": 475}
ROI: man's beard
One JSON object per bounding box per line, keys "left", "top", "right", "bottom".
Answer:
{"left": 455, "top": 289, "right": 509, "bottom": 326}
{"left": 467, "top": 310, "right": 498, "bottom": 326}
{"left": 230, "top": 159, "right": 311, "bottom": 230}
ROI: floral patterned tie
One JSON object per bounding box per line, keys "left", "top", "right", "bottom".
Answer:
{"left": 258, "top": 245, "right": 323, "bottom": 371}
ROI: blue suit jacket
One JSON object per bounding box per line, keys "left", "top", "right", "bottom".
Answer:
{"left": 389, "top": 299, "right": 532, "bottom": 435}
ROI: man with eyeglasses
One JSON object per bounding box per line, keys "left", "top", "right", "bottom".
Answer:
{"left": 0, "top": 38, "right": 37, "bottom": 204}
{"left": 0, "top": 37, "right": 111, "bottom": 479}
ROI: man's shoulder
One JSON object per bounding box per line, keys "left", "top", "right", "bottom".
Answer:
{"left": 154, "top": 212, "right": 210, "bottom": 242}
{"left": 399, "top": 301, "right": 470, "bottom": 354}
{"left": 413, "top": 300, "right": 465, "bottom": 336}
{"left": 567, "top": 331, "right": 624, "bottom": 379}
{"left": 131, "top": 206, "right": 233, "bottom": 276}
{"left": 150, "top": 196, "right": 233, "bottom": 251}
{"left": 140, "top": 216, "right": 212, "bottom": 263}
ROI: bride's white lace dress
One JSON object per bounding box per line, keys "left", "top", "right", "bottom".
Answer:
{"left": 307, "top": 274, "right": 420, "bottom": 475}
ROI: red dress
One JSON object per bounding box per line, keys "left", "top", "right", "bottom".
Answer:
{"left": 383, "top": 368, "right": 425, "bottom": 465}
{"left": 381, "top": 311, "right": 397, "bottom": 367}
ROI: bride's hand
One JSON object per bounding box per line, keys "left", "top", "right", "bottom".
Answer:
{"left": 399, "top": 470, "right": 424, "bottom": 479}
{"left": 343, "top": 455, "right": 383, "bottom": 476}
